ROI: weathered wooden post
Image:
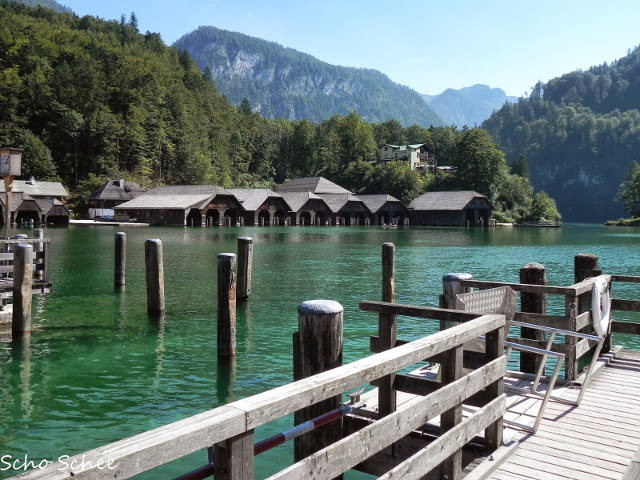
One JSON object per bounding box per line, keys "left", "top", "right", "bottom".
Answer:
{"left": 574, "top": 253, "right": 610, "bottom": 354}
{"left": 217, "top": 253, "right": 237, "bottom": 358}
{"left": 145, "top": 239, "right": 165, "bottom": 315}
{"left": 293, "top": 300, "right": 343, "bottom": 464}
{"left": 440, "top": 273, "right": 473, "bottom": 330}
{"left": 237, "top": 237, "right": 253, "bottom": 302}
{"left": 115, "top": 232, "right": 126, "bottom": 287}
{"left": 484, "top": 319, "right": 505, "bottom": 453}
{"left": 12, "top": 243, "right": 33, "bottom": 335}
{"left": 440, "top": 343, "right": 463, "bottom": 480}
{"left": 33, "top": 228, "right": 44, "bottom": 280}
{"left": 378, "top": 242, "right": 396, "bottom": 417}
{"left": 520, "top": 263, "right": 546, "bottom": 373}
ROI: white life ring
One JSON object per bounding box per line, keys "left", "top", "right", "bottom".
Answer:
{"left": 591, "top": 275, "right": 611, "bottom": 337}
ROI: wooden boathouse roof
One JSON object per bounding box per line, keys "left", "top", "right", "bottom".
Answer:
{"left": 278, "top": 191, "right": 326, "bottom": 211}
{"left": 115, "top": 185, "right": 231, "bottom": 210}
{"left": 227, "top": 188, "right": 284, "bottom": 211}
{"left": 357, "top": 194, "right": 405, "bottom": 213}
{"left": 317, "top": 193, "right": 368, "bottom": 213}
{"left": 276, "top": 176, "right": 352, "bottom": 194}
{"left": 0, "top": 179, "right": 68, "bottom": 198}
{"left": 409, "top": 190, "right": 488, "bottom": 211}
{"left": 88, "top": 179, "right": 147, "bottom": 202}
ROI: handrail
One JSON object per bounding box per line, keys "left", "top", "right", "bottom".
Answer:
{"left": 12, "top": 313, "right": 506, "bottom": 480}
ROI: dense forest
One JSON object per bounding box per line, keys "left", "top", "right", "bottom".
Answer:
{"left": 173, "top": 26, "right": 443, "bottom": 127}
{"left": 482, "top": 46, "right": 640, "bottom": 221}
{"left": 0, "top": 2, "right": 557, "bottom": 223}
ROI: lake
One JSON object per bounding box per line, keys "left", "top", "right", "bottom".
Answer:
{"left": 1, "top": 224, "right": 639, "bottom": 478}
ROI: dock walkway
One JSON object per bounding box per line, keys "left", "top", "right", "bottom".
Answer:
{"left": 489, "top": 349, "right": 640, "bottom": 480}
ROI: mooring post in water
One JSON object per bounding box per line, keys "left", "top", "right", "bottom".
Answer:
{"left": 145, "top": 239, "right": 165, "bottom": 315}
{"left": 217, "top": 253, "right": 237, "bottom": 358}
{"left": 520, "top": 263, "right": 547, "bottom": 374}
{"left": 378, "top": 242, "right": 397, "bottom": 417}
{"left": 440, "top": 272, "right": 473, "bottom": 330}
{"left": 293, "top": 300, "right": 343, "bottom": 465}
{"left": 237, "top": 236, "right": 253, "bottom": 302}
{"left": 33, "top": 228, "right": 44, "bottom": 280}
{"left": 115, "top": 232, "right": 126, "bottom": 287}
{"left": 13, "top": 243, "right": 33, "bottom": 335}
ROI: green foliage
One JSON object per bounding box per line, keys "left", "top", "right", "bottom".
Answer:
{"left": 482, "top": 45, "right": 640, "bottom": 221}
{"left": 366, "top": 162, "right": 422, "bottom": 205}
{"left": 510, "top": 154, "right": 530, "bottom": 180}
{"left": 528, "top": 191, "right": 561, "bottom": 222}
{"left": 617, "top": 160, "right": 640, "bottom": 217}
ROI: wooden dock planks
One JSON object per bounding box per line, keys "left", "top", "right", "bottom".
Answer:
{"left": 487, "top": 349, "right": 640, "bottom": 480}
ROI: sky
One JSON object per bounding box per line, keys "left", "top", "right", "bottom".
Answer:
{"left": 60, "top": 0, "right": 640, "bottom": 98}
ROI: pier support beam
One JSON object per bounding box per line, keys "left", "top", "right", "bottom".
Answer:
{"left": 293, "top": 300, "right": 343, "bottom": 465}
{"left": 115, "top": 232, "right": 126, "bottom": 287}
{"left": 520, "top": 263, "right": 546, "bottom": 373}
{"left": 217, "top": 253, "right": 237, "bottom": 358}
{"left": 145, "top": 239, "right": 165, "bottom": 315}
{"left": 378, "top": 243, "right": 396, "bottom": 418}
{"left": 12, "top": 243, "right": 33, "bottom": 335}
{"left": 237, "top": 237, "right": 253, "bottom": 302}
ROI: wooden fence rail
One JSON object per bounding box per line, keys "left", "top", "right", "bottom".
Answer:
{"left": 11, "top": 311, "right": 506, "bottom": 480}
{"left": 0, "top": 238, "right": 50, "bottom": 291}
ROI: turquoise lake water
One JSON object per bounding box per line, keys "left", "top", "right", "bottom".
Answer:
{"left": 1, "top": 224, "right": 639, "bottom": 478}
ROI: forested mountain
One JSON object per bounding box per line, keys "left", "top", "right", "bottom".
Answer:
{"left": 173, "top": 26, "right": 443, "bottom": 127}
{"left": 8, "top": 0, "right": 71, "bottom": 14}
{"left": 483, "top": 46, "right": 640, "bottom": 222}
{"left": 422, "top": 85, "right": 518, "bottom": 128}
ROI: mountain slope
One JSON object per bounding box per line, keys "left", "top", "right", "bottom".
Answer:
{"left": 482, "top": 46, "right": 640, "bottom": 222}
{"left": 422, "top": 84, "right": 518, "bottom": 127}
{"left": 173, "top": 26, "right": 443, "bottom": 127}
{"left": 9, "top": 0, "right": 72, "bottom": 14}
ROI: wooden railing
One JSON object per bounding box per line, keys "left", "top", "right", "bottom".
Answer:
{"left": 0, "top": 238, "right": 50, "bottom": 291}
{"left": 11, "top": 311, "right": 506, "bottom": 480}
{"left": 610, "top": 274, "right": 640, "bottom": 336}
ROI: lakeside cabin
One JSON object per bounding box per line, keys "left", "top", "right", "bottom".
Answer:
{"left": 409, "top": 190, "right": 492, "bottom": 226}
{"left": 228, "top": 188, "right": 290, "bottom": 226}
{"left": 358, "top": 194, "right": 409, "bottom": 226}
{"left": 87, "top": 179, "right": 147, "bottom": 220}
{"left": 0, "top": 178, "right": 69, "bottom": 225}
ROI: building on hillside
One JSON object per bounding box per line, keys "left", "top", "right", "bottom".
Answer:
{"left": 378, "top": 144, "right": 435, "bottom": 171}
{"left": 0, "top": 178, "right": 70, "bottom": 225}
{"left": 408, "top": 191, "right": 492, "bottom": 227}
{"left": 317, "top": 193, "right": 370, "bottom": 226}
{"left": 115, "top": 185, "right": 242, "bottom": 226}
{"left": 87, "top": 179, "right": 147, "bottom": 219}
{"left": 357, "top": 194, "right": 410, "bottom": 226}
{"left": 228, "top": 189, "right": 291, "bottom": 226}
{"left": 277, "top": 192, "right": 331, "bottom": 226}
{"left": 276, "top": 176, "right": 353, "bottom": 195}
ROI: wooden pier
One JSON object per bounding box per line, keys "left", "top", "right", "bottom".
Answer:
{"left": 7, "top": 246, "right": 640, "bottom": 480}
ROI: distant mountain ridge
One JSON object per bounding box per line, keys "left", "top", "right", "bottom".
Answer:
{"left": 422, "top": 85, "right": 518, "bottom": 127}
{"left": 174, "top": 26, "right": 443, "bottom": 127}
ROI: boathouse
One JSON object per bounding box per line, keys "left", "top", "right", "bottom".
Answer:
{"left": 409, "top": 190, "right": 492, "bottom": 226}
{"left": 0, "top": 178, "right": 69, "bottom": 225}
{"left": 278, "top": 192, "right": 331, "bottom": 226}
{"left": 276, "top": 176, "right": 353, "bottom": 195}
{"left": 115, "top": 185, "right": 242, "bottom": 226}
{"left": 317, "top": 193, "right": 370, "bottom": 226}
{"left": 228, "top": 189, "right": 291, "bottom": 226}
{"left": 358, "top": 194, "right": 409, "bottom": 226}
{"left": 87, "top": 179, "right": 147, "bottom": 219}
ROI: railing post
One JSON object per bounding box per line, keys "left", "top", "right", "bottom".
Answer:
{"left": 213, "top": 430, "right": 254, "bottom": 480}
{"left": 145, "top": 239, "right": 165, "bottom": 315}
{"left": 218, "top": 253, "right": 237, "bottom": 358}
{"left": 440, "top": 344, "right": 463, "bottom": 480}
{"left": 115, "top": 232, "right": 126, "bottom": 287}
{"left": 379, "top": 242, "right": 396, "bottom": 418}
{"left": 293, "top": 300, "right": 343, "bottom": 467}
{"left": 574, "top": 253, "right": 610, "bottom": 352}
{"left": 519, "top": 263, "right": 546, "bottom": 373}
{"left": 440, "top": 273, "right": 473, "bottom": 330}
{"left": 484, "top": 321, "right": 505, "bottom": 452}
{"left": 12, "top": 243, "right": 33, "bottom": 336}
{"left": 237, "top": 236, "right": 253, "bottom": 302}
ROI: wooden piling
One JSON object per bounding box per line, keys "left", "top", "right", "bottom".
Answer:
{"left": 12, "top": 243, "right": 33, "bottom": 335}
{"left": 145, "top": 239, "right": 165, "bottom": 315}
{"left": 217, "top": 253, "right": 237, "bottom": 358}
{"left": 574, "top": 253, "right": 598, "bottom": 283}
{"left": 378, "top": 242, "right": 396, "bottom": 417}
{"left": 519, "top": 263, "right": 547, "bottom": 373}
{"left": 33, "top": 228, "right": 43, "bottom": 280}
{"left": 294, "top": 300, "right": 343, "bottom": 464}
{"left": 115, "top": 232, "right": 126, "bottom": 287}
{"left": 237, "top": 237, "right": 253, "bottom": 302}
{"left": 440, "top": 273, "right": 473, "bottom": 330}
